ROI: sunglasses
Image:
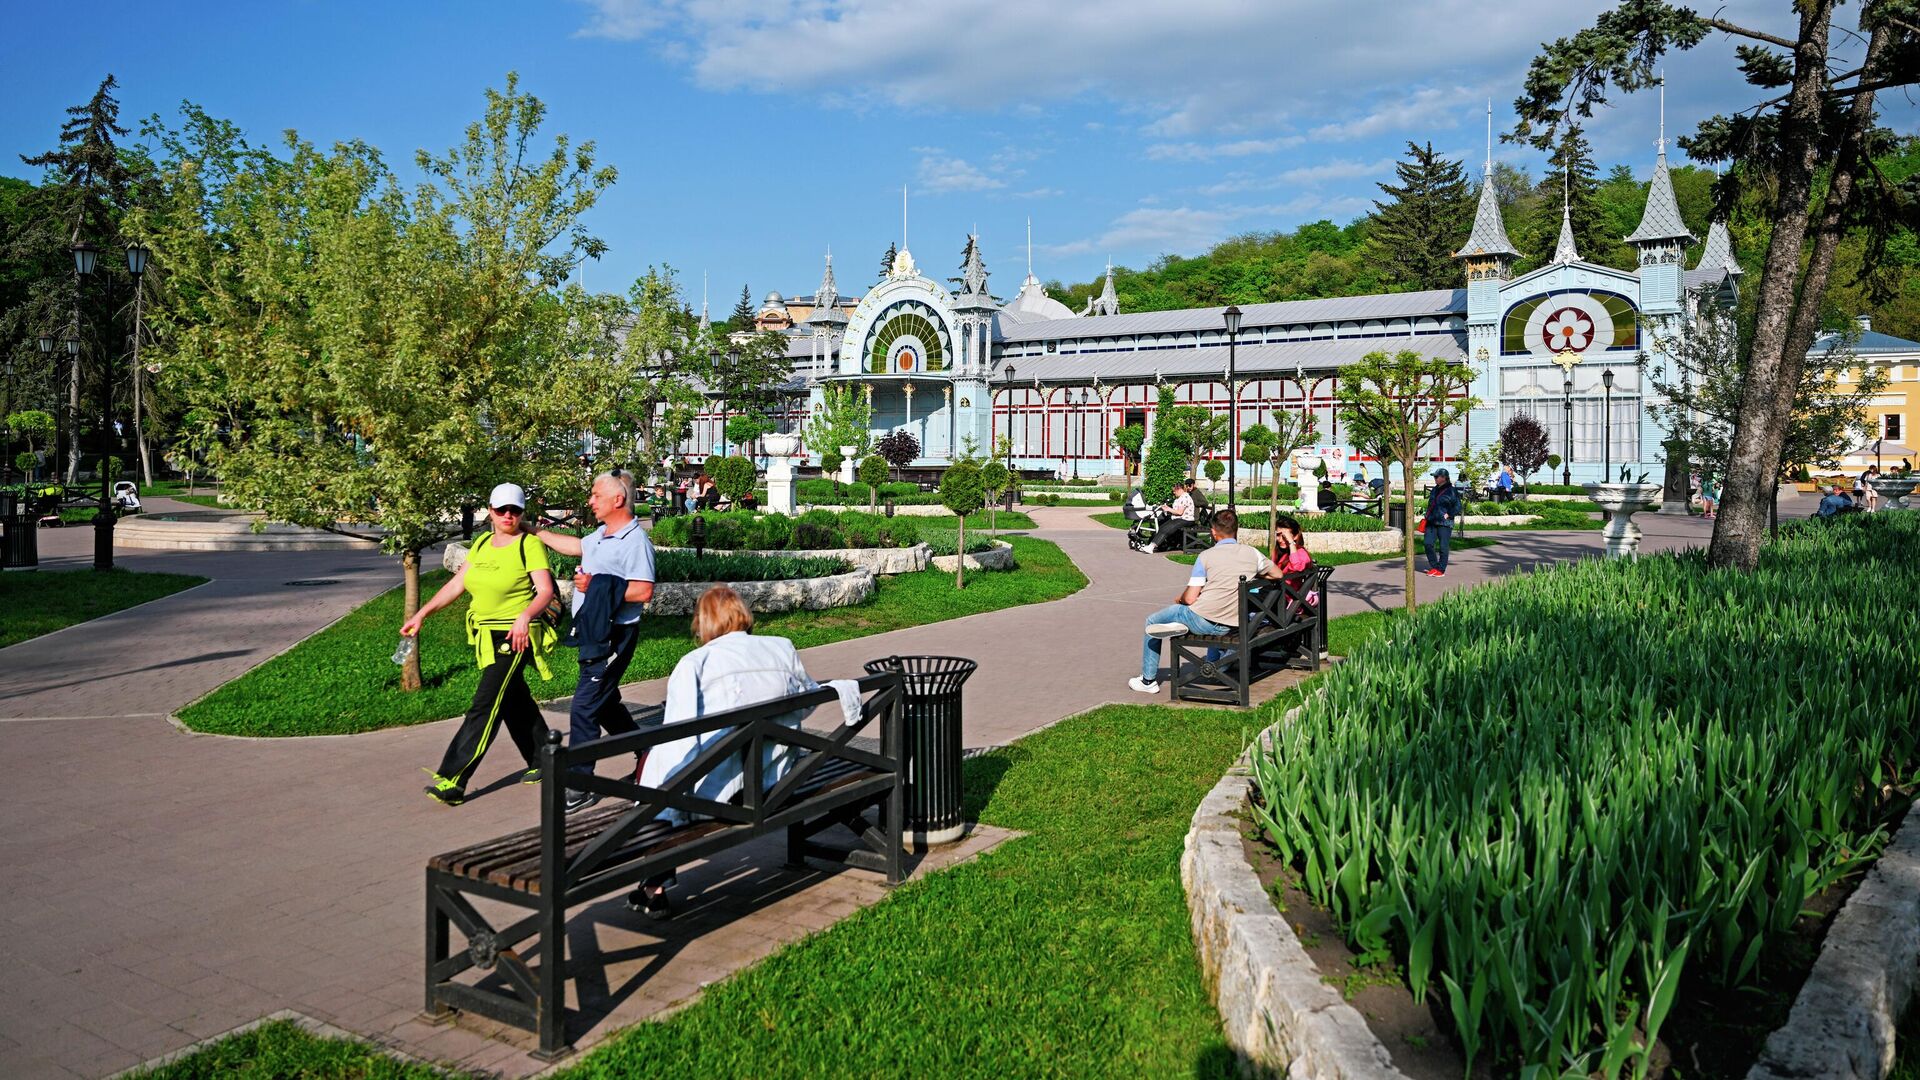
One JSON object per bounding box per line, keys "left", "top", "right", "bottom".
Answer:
{"left": 491, "top": 505, "right": 524, "bottom": 516}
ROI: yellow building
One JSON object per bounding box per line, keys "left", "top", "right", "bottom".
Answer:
{"left": 1832, "top": 315, "right": 1920, "bottom": 475}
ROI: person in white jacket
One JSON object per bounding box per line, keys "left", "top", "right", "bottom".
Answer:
{"left": 630, "top": 585, "right": 820, "bottom": 918}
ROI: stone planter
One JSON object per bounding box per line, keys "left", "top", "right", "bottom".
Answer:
{"left": 1869, "top": 476, "right": 1918, "bottom": 510}
{"left": 655, "top": 543, "right": 929, "bottom": 575}
{"left": 1240, "top": 527, "right": 1404, "bottom": 555}
{"left": 929, "top": 539, "right": 1014, "bottom": 572}
{"left": 1460, "top": 514, "right": 1541, "bottom": 526}
{"left": 1583, "top": 482, "right": 1666, "bottom": 559}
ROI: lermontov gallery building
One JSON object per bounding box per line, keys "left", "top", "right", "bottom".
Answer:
{"left": 681, "top": 136, "right": 1744, "bottom": 486}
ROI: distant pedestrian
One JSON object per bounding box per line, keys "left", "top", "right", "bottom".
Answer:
{"left": 1699, "top": 473, "right": 1719, "bottom": 519}
{"left": 402, "top": 483, "right": 557, "bottom": 807}
{"left": 1494, "top": 464, "right": 1516, "bottom": 503}
{"left": 1862, "top": 465, "right": 1881, "bottom": 511}
{"left": 533, "top": 469, "right": 659, "bottom": 813}
{"left": 1423, "top": 467, "right": 1461, "bottom": 577}
{"left": 1817, "top": 483, "right": 1856, "bottom": 518}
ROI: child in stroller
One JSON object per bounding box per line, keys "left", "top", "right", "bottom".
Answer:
{"left": 1123, "top": 487, "right": 1161, "bottom": 551}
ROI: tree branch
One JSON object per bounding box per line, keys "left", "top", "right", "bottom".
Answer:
{"left": 1701, "top": 17, "right": 1799, "bottom": 51}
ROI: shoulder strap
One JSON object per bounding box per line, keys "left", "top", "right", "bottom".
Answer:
{"left": 517, "top": 532, "right": 527, "bottom": 570}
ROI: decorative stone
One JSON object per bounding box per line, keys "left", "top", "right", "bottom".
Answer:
{"left": 1583, "top": 482, "right": 1665, "bottom": 559}
{"left": 1869, "top": 476, "right": 1918, "bottom": 510}
{"left": 765, "top": 434, "right": 801, "bottom": 516}
{"left": 648, "top": 568, "right": 873, "bottom": 615}
{"left": 838, "top": 445, "right": 858, "bottom": 485}
{"left": 929, "top": 540, "right": 1014, "bottom": 572}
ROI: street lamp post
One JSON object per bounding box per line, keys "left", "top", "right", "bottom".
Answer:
{"left": 1601, "top": 366, "right": 1615, "bottom": 479}
{"left": 127, "top": 241, "right": 153, "bottom": 486}
{"left": 1223, "top": 305, "right": 1242, "bottom": 509}
{"left": 1000, "top": 364, "right": 1017, "bottom": 463}
{"left": 2, "top": 353, "right": 13, "bottom": 484}
{"left": 1070, "top": 388, "right": 1084, "bottom": 480}
{"left": 1561, "top": 371, "right": 1574, "bottom": 487}
{"left": 71, "top": 239, "right": 118, "bottom": 570}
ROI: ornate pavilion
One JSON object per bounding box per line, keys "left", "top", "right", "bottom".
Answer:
{"left": 680, "top": 134, "right": 1747, "bottom": 486}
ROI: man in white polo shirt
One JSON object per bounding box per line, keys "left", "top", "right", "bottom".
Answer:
{"left": 534, "top": 469, "right": 657, "bottom": 812}
{"left": 1130, "top": 509, "right": 1282, "bottom": 693}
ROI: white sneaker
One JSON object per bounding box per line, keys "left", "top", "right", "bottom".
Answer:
{"left": 1128, "top": 676, "right": 1161, "bottom": 693}
{"left": 1145, "top": 622, "right": 1190, "bottom": 638}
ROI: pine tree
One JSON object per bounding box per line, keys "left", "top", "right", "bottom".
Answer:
{"left": 729, "top": 284, "right": 755, "bottom": 332}
{"left": 880, "top": 242, "right": 897, "bottom": 279}
{"left": 1525, "top": 127, "right": 1606, "bottom": 263}
{"left": 1365, "top": 142, "right": 1473, "bottom": 291}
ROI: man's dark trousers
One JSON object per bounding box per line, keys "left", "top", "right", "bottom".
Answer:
{"left": 1424, "top": 524, "right": 1453, "bottom": 572}
{"left": 568, "top": 622, "right": 643, "bottom": 774}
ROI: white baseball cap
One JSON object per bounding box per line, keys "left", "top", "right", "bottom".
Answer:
{"left": 488, "top": 483, "right": 527, "bottom": 510}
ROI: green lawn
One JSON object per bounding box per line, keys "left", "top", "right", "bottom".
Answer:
{"left": 0, "top": 568, "right": 208, "bottom": 650}
{"left": 127, "top": 610, "right": 1406, "bottom": 1080}
{"left": 1163, "top": 535, "right": 1498, "bottom": 568}
{"left": 125, "top": 1019, "right": 438, "bottom": 1079}
{"left": 177, "top": 535, "right": 1086, "bottom": 736}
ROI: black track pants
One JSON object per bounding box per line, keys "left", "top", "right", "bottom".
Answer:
{"left": 436, "top": 629, "right": 549, "bottom": 790}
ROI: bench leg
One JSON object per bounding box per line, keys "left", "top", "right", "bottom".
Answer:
{"left": 422, "top": 874, "right": 453, "bottom": 1022}
{"left": 530, "top": 893, "right": 571, "bottom": 1061}
{"left": 885, "top": 774, "right": 905, "bottom": 886}
{"left": 785, "top": 822, "right": 808, "bottom": 870}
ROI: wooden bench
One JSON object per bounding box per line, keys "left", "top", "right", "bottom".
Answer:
{"left": 424, "top": 673, "right": 906, "bottom": 1059}
{"left": 1180, "top": 507, "right": 1217, "bottom": 554}
{"left": 1169, "top": 565, "right": 1334, "bottom": 707}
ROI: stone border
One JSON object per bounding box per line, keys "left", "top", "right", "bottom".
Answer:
{"left": 798, "top": 503, "right": 954, "bottom": 517}
{"left": 658, "top": 543, "right": 929, "bottom": 575}
{"left": 1240, "top": 527, "right": 1404, "bottom": 554}
{"left": 116, "top": 515, "right": 375, "bottom": 551}
{"left": 1747, "top": 795, "right": 1920, "bottom": 1080}
{"left": 647, "top": 567, "right": 874, "bottom": 615}
{"left": 1183, "top": 707, "right": 1412, "bottom": 1078}
{"left": 1460, "top": 514, "right": 1540, "bottom": 526}
{"left": 929, "top": 539, "right": 1014, "bottom": 572}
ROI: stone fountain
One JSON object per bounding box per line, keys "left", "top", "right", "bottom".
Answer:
{"left": 1868, "top": 475, "right": 1918, "bottom": 510}
{"left": 1583, "top": 480, "right": 1666, "bottom": 559}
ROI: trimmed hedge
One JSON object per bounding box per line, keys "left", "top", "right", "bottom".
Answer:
{"left": 655, "top": 550, "right": 849, "bottom": 582}
{"left": 652, "top": 509, "right": 923, "bottom": 551}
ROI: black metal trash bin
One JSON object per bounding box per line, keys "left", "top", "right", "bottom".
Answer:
{"left": 0, "top": 490, "right": 37, "bottom": 571}
{"left": 1386, "top": 500, "right": 1407, "bottom": 532}
{"left": 863, "top": 655, "right": 976, "bottom": 844}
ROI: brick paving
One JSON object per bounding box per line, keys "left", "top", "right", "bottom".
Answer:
{"left": 0, "top": 498, "right": 1760, "bottom": 1078}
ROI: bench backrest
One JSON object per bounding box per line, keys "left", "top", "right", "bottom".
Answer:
{"left": 538, "top": 672, "right": 904, "bottom": 895}
{"left": 1239, "top": 564, "right": 1333, "bottom": 629}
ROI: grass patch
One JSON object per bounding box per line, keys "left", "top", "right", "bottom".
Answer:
{"left": 0, "top": 568, "right": 207, "bottom": 650}
{"left": 126, "top": 1018, "right": 437, "bottom": 1079}
{"left": 177, "top": 536, "right": 1086, "bottom": 737}
{"left": 563, "top": 701, "right": 1263, "bottom": 1079}
{"left": 1163, "top": 536, "right": 1498, "bottom": 569}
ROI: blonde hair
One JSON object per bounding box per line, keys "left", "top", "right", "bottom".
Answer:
{"left": 692, "top": 585, "right": 754, "bottom": 644}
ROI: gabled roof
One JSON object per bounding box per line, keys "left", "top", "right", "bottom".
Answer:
{"left": 1692, "top": 220, "right": 1741, "bottom": 276}
{"left": 1625, "top": 152, "right": 1693, "bottom": 245}
{"left": 996, "top": 289, "right": 1464, "bottom": 342}
{"left": 1453, "top": 174, "right": 1520, "bottom": 259}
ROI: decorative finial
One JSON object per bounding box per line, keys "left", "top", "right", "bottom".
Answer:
{"left": 1484, "top": 98, "right": 1493, "bottom": 175}
{"left": 1657, "top": 70, "right": 1666, "bottom": 158}
{"left": 1026, "top": 218, "right": 1033, "bottom": 278}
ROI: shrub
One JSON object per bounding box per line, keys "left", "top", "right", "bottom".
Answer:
{"left": 707, "top": 455, "right": 758, "bottom": 506}
{"left": 1295, "top": 513, "right": 1390, "bottom": 533}
{"left": 857, "top": 456, "right": 888, "bottom": 509}
{"left": 1250, "top": 513, "right": 1920, "bottom": 1073}
{"left": 654, "top": 509, "right": 923, "bottom": 551}
{"left": 939, "top": 458, "right": 986, "bottom": 588}
{"left": 1141, "top": 386, "right": 1186, "bottom": 503}
{"left": 875, "top": 430, "right": 920, "bottom": 475}
{"left": 654, "top": 550, "right": 849, "bottom": 582}
{"left": 1203, "top": 459, "right": 1225, "bottom": 483}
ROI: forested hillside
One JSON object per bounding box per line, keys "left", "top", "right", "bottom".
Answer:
{"left": 1050, "top": 137, "right": 1920, "bottom": 341}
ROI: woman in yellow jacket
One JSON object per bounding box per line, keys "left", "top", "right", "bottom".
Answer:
{"left": 401, "top": 483, "right": 557, "bottom": 806}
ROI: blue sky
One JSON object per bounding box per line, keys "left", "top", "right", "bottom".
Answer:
{"left": 1, "top": 1, "right": 1884, "bottom": 308}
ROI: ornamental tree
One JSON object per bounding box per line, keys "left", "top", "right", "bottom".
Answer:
{"left": 143, "top": 75, "right": 615, "bottom": 691}
{"left": 707, "top": 454, "right": 758, "bottom": 507}
{"left": 875, "top": 429, "right": 919, "bottom": 478}
{"left": 979, "top": 457, "right": 1011, "bottom": 534}
{"left": 1140, "top": 386, "right": 1185, "bottom": 503}
{"left": 1336, "top": 349, "right": 1477, "bottom": 612}
{"left": 938, "top": 456, "right": 986, "bottom": 589}
{"left": 857, "top": 455, "right": 887, "bottom": 510}
{"left": 804, "top": 383, "right": 873, "bottom": 467}
{"left": 1498, "top": 413, "right": 1552, "bottom": 488}
{"left": 1239, "top": 423, "right": 1275, "bottom": 490}
{"left": 1112, "top": 422, "right": 1146, "bottom": 473}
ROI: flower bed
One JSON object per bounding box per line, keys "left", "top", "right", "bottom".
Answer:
{"left": 1246, "top": 512, "right": 1920, "bottom": 1074}
{"left": 651, "top": 509, "right": 922, "bottom": 551}
{"left": 795, "top": 479, "right": 944, "bottom": 505}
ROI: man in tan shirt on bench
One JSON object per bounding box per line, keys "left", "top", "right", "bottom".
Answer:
{"left": 1129, "top": 509, "right": 1283, "bottom": 693}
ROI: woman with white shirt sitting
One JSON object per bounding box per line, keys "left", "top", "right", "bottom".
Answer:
{"left": 628, "top": 585, "right": 820, "bottom": 919}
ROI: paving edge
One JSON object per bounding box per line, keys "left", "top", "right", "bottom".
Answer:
{"left": 1182, "top": 705, "right": 1412, "bottom": 1079}
{"left": 1746, "top": 795, "right": 1920, "bottom": 1080}
{"left": 107, "top": 1009, "right": 455, "bottom": 1079}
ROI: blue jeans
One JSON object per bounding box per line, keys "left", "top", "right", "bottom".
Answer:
{"left": 1142, "top": 604, "right": 1231, "bottom": 682}
{"left": 1424, "top": 524, "right": 1453, "bottom": 572}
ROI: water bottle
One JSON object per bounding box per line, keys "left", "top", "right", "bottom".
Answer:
{"left": 391, "top": 635, "right": 417, "bottom": 666}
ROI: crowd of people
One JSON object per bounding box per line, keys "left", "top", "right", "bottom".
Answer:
{"left": 397, "top": 469, "right": 828, "bottom": 918}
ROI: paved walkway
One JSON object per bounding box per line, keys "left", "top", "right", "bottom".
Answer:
{"left": 0, "top": 499, "right": 1749, "bottom": 1077}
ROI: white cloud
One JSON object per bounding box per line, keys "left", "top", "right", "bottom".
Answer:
{"left": 1277, "top": 157, "right": 1397, "bottom": 185}
{"left": 1046, "top": 206, "right": 1235, "bottom": 258}
{"left": 1144, "top": 137, "right": 1303, "bottom": 162}
{"left": 570, "top": 0, "right": 1711, "bottom": 140}
{"left": 917, "top": 153, "right": 1005, "bottom": 193}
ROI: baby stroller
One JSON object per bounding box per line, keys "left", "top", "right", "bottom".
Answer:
{"left": 1122, "top": 488, "right": 1163, "bottom": 551}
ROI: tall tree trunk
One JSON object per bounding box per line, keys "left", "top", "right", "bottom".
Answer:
{"left": 65, "top": 359, "right": 81, "bottom": 484}
{"left": 1707, "top": 0, "right": 1836, "bottom": 570}
{"left": 400, "top": 549, "right": 423, "bottom": 692}
{"left": 954, "top": 515, "right": 966, "bottom": 590}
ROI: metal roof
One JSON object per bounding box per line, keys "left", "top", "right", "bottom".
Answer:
{"left": 1453, "top": 175, "right": 1520, "bottom": 259}
{"left": 990, "top": 334, "right": 1467, "bottom": 383}
{"left": 1815, "top": 329, "right": 1920, "bottom": 355}
{"left": 995, "top": 288, "right": 1464, "bottom": 342}
{"left": 1693, "top": 220, "right": 1740, "bottom": 275}
{"left": 1624, "top": 153, "right": 1694, "bottom": 245}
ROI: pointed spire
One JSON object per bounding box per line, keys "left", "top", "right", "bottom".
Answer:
{"left": 698, "top": 271, "right": 710, "bottom": 333}
{"left": 1092, "top": 258, "right": 1119, "bottom": 316}
{"left": 1552, "top": 169, "right": 1580, "bottom": 264}
{"left": 961, "top": 231, "right": 990, "bottom": 296}
{"left": 1025, "top": 218, "right": 1034, "bottom": 282}
{"left": 1694, "top": 219, "right": 1741, "bottom": 275}
{"left": 1626, "top": 74, "right": 1693, "bottom": 247}
{"left": 1453, "top": 168, "right": 1519, "bottom": 260}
